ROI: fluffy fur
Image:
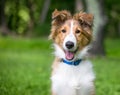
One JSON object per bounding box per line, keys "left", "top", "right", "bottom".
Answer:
{"left": 49, "top": 9, "right": 95, "bottom": 95}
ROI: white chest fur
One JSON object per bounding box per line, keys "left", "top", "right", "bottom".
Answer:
{"left": 51, "top": 60, "right": 95, "bottom": 95}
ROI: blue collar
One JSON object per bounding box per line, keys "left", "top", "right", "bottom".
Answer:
{"left": 62, "top": 59, "right": 82, "bottom": 66}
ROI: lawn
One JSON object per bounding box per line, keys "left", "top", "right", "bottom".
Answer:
{"left": 0, "top": 37, "right": 120, "bottom": 95}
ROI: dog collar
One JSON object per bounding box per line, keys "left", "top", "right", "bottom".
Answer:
{"left": 62, "top": 59, "right": 82, "bottom": 66}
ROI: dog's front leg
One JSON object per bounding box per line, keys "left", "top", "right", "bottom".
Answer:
{"left": 78, "top": 82, "right": 95, "bottom": 95}
{"left": 52, "top": 92, "right": 56, "bottom": 95}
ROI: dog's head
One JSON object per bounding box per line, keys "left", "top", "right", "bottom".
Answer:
{"left": 49, "top": 9, "right": 93, "bottom": 60}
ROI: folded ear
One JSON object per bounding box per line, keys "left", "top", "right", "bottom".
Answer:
{"left": 52, "top": 9, "right": 72, "bottom": 25}
{"left": 74, "top": 12, "right": 94, "bottom": 28}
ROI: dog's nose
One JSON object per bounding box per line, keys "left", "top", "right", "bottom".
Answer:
{"left": 66, "top": 41, "right": 74, "bottom": 49}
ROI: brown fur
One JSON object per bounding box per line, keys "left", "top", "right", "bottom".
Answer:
{"left": 51, "top": 57, "right": 61, "bottom": 75}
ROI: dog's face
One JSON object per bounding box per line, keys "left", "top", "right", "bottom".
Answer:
{"left": 50, "top": 9, "right": 93, "bottom": 60}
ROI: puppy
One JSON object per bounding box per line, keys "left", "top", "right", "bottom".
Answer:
{"left": 49, "top": 9, "right": 95, "bottom": 95}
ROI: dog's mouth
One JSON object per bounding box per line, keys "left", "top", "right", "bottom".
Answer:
{"left": 65, "top": 51, "right": 75, "bottom": 60}
{"left": 64, "top": 48, "right": 78, "bottom": 60}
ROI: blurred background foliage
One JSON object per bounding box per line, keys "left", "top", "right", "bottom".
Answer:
{"left": 0, "top": 0, "right": 119, "bottom": 38}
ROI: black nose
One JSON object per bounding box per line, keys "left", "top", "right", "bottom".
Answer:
{"left": 66, "top": 41, "right": 74, "bottom": 49}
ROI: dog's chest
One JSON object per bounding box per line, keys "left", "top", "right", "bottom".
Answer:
{"left": 51, "top": 60, "right": 95, "bottom": 95}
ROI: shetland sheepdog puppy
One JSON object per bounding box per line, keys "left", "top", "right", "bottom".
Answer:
{"left": 49, "top": 9, "right": 95, "bottom": 95}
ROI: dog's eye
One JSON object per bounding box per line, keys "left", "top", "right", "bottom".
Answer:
{"left": 61, "top": 29, "right": 66, "bottom": 33}
{"left": 83, "top": 23, "right": 88, "bottom": 27}
{"left": 75, "top": 30, "right": 80, "bottom": 34}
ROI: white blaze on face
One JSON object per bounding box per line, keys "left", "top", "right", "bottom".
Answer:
{"left": 63, "top": 20, "right": 77, "bottom": 51}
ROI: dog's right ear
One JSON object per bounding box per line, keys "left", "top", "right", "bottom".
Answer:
{"left": 52, "top": 9, "right": 72, "bottom": 25}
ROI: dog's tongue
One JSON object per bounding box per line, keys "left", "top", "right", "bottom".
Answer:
{"left": 65, "top": 51, "right": 74, "bottom": 60}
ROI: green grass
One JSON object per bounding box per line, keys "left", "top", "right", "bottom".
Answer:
{"left": 0, "top": 37, "right": 120, "bottom": 95}
{"left": 105, "top": 38, "right": 120, "bottom": 58}
{"left": 0, "top": 37, "right": 53, "bottom": 95}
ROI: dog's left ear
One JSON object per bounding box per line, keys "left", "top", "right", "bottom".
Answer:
{"left": 74, "top": 12, "right": 94, "bottom": 28}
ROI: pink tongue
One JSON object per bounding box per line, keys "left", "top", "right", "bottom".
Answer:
{"left": 65, "top": 51, "right": 74, "bottom": 60}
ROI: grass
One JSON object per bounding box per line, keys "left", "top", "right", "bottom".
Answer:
{"left": 0, "top": 37, "right": 120, "bottom": 95}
